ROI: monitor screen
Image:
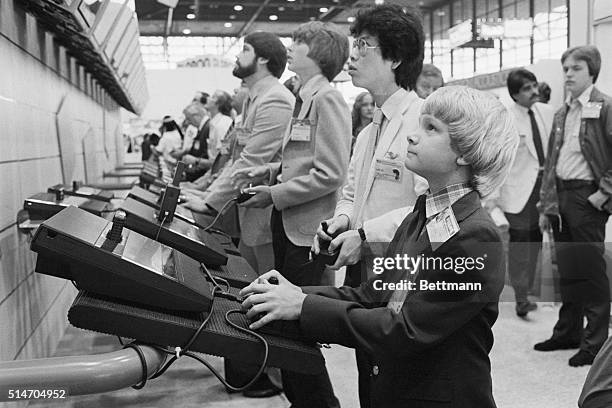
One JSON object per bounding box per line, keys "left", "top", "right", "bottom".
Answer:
{"left": 120, "top": 230, "right": 178, "bottom": 281}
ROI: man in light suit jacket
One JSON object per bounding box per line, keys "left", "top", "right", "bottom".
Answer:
{"left": 184, "top": 32, "right": 294, "bottom": 275}
{"left": 489, "top": 68, "right": 553, "bottom": 317}
{"left": 233, "top": 21, "right": 351, "bottom": 408}
{"left": 309, "top": 5, "right": 427, "bottom": 408}
{"left": 182, "top": 32, "right": 293, "bottom": 398}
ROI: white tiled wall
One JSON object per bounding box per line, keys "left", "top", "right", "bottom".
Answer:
{"left": 0, "top": 0, "right": 123, "bottom": 369}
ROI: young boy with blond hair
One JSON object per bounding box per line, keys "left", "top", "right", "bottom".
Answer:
{"left": 240, "top": 85, "right": 519, "bottom": 408}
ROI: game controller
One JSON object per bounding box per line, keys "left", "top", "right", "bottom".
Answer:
{"left": 311, "top": 221, "right": 340, "bottom": 266}
{"left": 236, "top": 189, "right": 257, "bottom": 204}
{"left": 245, "top": 276, "right": 303, "bottom": 340}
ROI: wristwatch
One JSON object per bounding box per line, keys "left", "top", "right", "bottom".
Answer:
{"left": 357, "top": 227, "right": 367, "bottom": 242}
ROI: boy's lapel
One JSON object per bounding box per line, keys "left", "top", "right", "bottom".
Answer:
{"left": 409, "top": 191, "right": 481, "bottom": 282}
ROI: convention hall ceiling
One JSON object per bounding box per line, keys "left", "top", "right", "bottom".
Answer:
{"left": 135, "top": 0, "right": 450, "bottom": 37}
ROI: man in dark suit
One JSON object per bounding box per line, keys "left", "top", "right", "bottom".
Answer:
{"left": 240, "top": 86, "right": 519, "bottom": 407}
{"left": 536, "top": 45, "right": 612, "bottom": 367}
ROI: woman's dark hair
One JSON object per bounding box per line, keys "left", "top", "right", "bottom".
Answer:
{"left": 149, "top": 133, "right": 160, "bottom": 146}
{"left": 216, "top": 91, "right": 233, "bottom": 116}
{"left": 161, "top": 119, "right": 184, "bottom": 140}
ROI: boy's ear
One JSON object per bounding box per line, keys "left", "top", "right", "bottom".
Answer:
{"left": 456, "top": 156, "right": 470, "bottom": 166}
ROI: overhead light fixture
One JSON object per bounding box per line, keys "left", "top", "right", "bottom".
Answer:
{"left": 375, "top": 0, "right": 384, "bottom": 4}
{"left": 269, "top": 14, "right": 278, "bottom": 21}
{"left": 234, "top": 5, "right": 243, "bottom": 11}
{"left": 278, "top": 6, "right": 285, "bottom": 11}
{"left": 186, "top": 13, "right": 195, "bottom": 19}
{"left": 229, "top": 14, "right": 236, "bottom": 19}
{"left": 347, "top": 16, "right": 355, "bottom": 23}
{"left": 319, "top": 7, "right": 328, "bottom": 12}
{"left": 224, "top": 22, "right": 233, "bottom": 28}
{"left": 182, "top": 28, "right": 191, "bottom": 34}
{"left": 287, "top": 0, "right": 295, "bottom": 2}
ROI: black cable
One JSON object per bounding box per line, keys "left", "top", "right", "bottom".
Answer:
{"left": 123, "top": 343, "right": 149, "bottom": 389}
{"left": 146, "top": 289, "right": 270, "bottom": 392}
{"left": 206, "top": 227, "right": 232, "bottom": 242}
{"left": 149, "top": 310, "right": 270, "bottom": 392}
{"left": 221, "top": 309, "right": 269, "bottom": 391}
{"left": 200, "top": 263, "right": 230, "bottom": 292}
{"left": 202, "top": 198, "right": 238, "bottom": 232}
{"left": 149, "top": 286, "right": 221, "bottom": 380}
{"left": 155, "top": 213, "right": 168, "bottom": 241}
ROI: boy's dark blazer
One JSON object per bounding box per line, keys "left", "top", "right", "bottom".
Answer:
{"left": 300, "top": 191, "right": 505, "bottom": 408}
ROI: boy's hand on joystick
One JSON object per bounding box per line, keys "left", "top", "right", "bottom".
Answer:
{"left": 239, "top": 271, "right": 306, "bottom": 329}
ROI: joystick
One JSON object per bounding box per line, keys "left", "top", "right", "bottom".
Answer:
{"left": 246, "top": 275, "right": 302, "bottom": 339}
{"left": 106, "top": 210, "right": 127, "bottom": 243}
{"left": 312, "top": 221, "right": 340, "bottom": 266}
{"left": 55, "top": 188, "right": 65, "bottom": 202}
{"left": 236, "top": 184, "right": 256, "bottom": 204}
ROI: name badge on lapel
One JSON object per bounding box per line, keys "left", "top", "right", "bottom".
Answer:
{"left": 426, "top": 206, "right": 460, "bottom": 251}
{"left": 290, "top": 118, "right": 312, "bottom": 142}
{"left": 582, "top": 102, "right": 602, "bottom": 119}
{"left": 375, "top": 159, "right": 403, "bottom": 182}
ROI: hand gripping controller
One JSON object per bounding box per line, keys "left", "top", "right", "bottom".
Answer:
{"left": 312, "top": 221, "right": 340, "bottom": 266}
{"left": 236, "top": 184, "right": 257, "bottom": 204}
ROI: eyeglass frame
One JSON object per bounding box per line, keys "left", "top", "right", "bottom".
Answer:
{"left": 352, "top": 37, "right": 381, "bottom": 57}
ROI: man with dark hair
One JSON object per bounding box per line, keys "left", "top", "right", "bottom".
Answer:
{"left": 489, "top": 68, "right": 553, "bottom": 317}
{"left": 537, "top": 45, "right": 612, "bottom": 367}
{"left": 183, "top": 31, "right": 294, "bottom": 396}
{"left": 312, "top": 5, "right": 427, "bottom": 407}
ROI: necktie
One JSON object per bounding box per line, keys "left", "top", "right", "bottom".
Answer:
{"left": 528, "top": 109, "right": 545, "bottom": 167}
{"left": 386, "top": 195, "right": 427, "bottom": 312}
{"left": 293, "top": 94, "right": 303, "bottom": 118}
{"left": 352, "top": 108, "right": 384, "bottom": 227}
